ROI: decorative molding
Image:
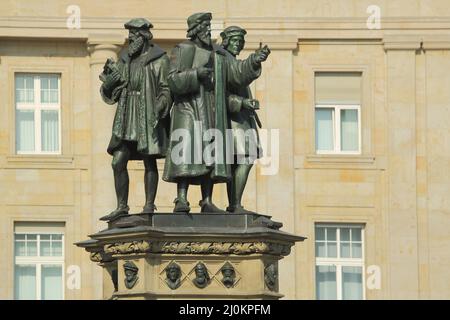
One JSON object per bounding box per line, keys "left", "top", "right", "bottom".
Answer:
{"left": 4, "top": 155, "right": 77, "bottom": 169}
{"left": 245, "top": 34, "right": 298, "bottom": 50}
{"left": 422, "top": 35, "right": 450, "bottom": 50}
{"left": 103, "top": 240, "right": 292, "bottom": 256}
{"left": 383, "top": 35, "right": 422, "bottom": 50}
{"left": 87, "top": 33, "right": 125, "bottom": 47}
{"left": 1, "top": 16, "right": 449, "bottom": 41}
{"left": 89, "top": 250, "right": 114, "bottom": 264}
{"left": 295, "top": 154, "right": 379, "bottom": 170}
{"left": 104, "top": 240, "right": 151, "bottom": 254}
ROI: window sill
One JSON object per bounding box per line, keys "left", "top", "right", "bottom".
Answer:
{"left": 295, "top": 154, "right": 378, "bottom": 170}
{"left": 5, "top": 155, "right": 75, "bottom": 169}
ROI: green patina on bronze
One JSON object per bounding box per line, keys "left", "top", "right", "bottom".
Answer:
{"left": 162, "top": 13, "right": 269, "bottom": 213}
{"left": 99, "top": 18, "right": 172, "bottom": 221}
{"left": 220, "top": 26, "right": 269, "bottom": 214}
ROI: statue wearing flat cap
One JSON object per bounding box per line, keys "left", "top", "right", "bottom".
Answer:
{"left": 162, "top": 12, "right": 270, "bottom": 213}
{"left": 99, "top": 18, "right": 172, "bottom": 221}
{"left": 221, "top": 26, "right": 264, "bottom": 214}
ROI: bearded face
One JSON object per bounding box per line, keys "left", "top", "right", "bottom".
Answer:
{"left": 226, "top": 35, "right": 245, "bottom": 56}
{"left": 197, "top": 20, "right": 212, "bottom": 47}
{"left": 128, "top": 29, "right": 146, "bottom": 57}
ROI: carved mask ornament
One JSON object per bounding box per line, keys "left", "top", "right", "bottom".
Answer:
{"left": 193, "top": 262, "right": 210, "bottom": 289}
{"left": 264, "top": 263, "right": 278, "bottom": 291}
{"left": 221, "top": 262, "right": 236, "bottom": 288}
{"left": 123, "top": 261, "right": 139, "bottom": 289}
{"left": 165, "top": 262, "right": 182, "bottom": 290}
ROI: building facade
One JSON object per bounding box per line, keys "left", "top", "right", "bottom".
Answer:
{"left": 0, "top": 0, "right": 449, "bottom": 299}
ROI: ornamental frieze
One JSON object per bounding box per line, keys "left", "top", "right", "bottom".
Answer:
{"left": 102, "top": 240, "right": 291, "bottom": 256}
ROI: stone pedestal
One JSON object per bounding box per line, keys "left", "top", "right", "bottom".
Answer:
{"left": 76, "top": 213, "right": 305, "bottom": 299}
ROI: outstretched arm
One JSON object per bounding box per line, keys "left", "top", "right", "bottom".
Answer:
{"left": 226, "top": 45, "right": 270, "bottom": 88}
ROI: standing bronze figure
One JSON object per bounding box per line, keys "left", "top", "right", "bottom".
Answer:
{"left": 221, "top": 26, "right": 264, "bottom": 214}
{"left": 99, "top": 18, "right": 172, "bottom": 221}
{"left": 162, "top": 13, "right": 270, "bottom": 213}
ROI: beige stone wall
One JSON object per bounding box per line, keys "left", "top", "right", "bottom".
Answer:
{"left": 0, "top": 0, "right": 449, "bottom": 299}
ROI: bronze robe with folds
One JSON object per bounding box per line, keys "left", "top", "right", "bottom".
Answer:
{"left": 224, "top": 49, "right": 263, "bottom": 160}
{"left": 162, "top": 40, "right": 261, "bottom": 184}
{"left": 100, "top": 42, "right": 172, "bottom": 160}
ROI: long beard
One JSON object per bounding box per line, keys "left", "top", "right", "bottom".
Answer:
{"left": 198, "top": 32, "right": 212, "bottom": 47}
{"left": 129, "top": 37, "right": 144, "bottom": 56}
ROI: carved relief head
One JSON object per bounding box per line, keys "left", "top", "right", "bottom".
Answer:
{"left": 123, "top": 261, "right": 139, "bottom": 289}
{"left": 264, "top": 263, "right": 278, "bottom": 291}
{"left": 193, "top": 262, "right": 210, "bottom": 289}
{"left": 220, "top": 262, "right": 236, "bottom": 288}
{"left": 165, "top": 262, "right": 182, "bottom": 290}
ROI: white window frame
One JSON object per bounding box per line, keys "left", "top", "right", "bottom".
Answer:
{"left": 14, "top": 232, "right": 65, "bottom": 300}
{"left": 315, "top": 104, "right": 361, "bottom": 155}
{"left": 15, "top": 73, "right": 62, "bottom": 155}
{"left": 315, "top": 224, "right": 365, "bottom": 300}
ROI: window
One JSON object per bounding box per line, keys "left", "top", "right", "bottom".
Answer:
{"left": 15, "top": 73, "right": 61, "bottom": 154}
{"left": 315, "top": 224, "right": 365, "bottom": 300}
{"left": 14, "top": 222, "right": 65, "bottom": 300}
{"left": 315, "top": 72, "right": 361, "bottom": 154}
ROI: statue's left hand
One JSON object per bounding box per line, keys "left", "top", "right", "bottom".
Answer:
{"left": 243, "top": 99, "right": 260, "bottom": 111}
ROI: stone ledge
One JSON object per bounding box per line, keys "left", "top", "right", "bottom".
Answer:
{"left": 295, "top": 154, "right": 379, "bottom": 170}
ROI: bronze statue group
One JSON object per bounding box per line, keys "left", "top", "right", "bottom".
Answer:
{"left": 99, "top": 13, "right": 270, "bottom": 221}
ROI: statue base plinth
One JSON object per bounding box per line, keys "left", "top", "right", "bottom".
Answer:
{"left": 76, "top": 212, "right": 305, "bottom": 300}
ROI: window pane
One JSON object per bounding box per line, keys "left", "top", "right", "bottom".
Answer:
{"left": 27, "top": 240, "right": 37, "bottom": 256}
{"left": 15, "top": 75, "right": 34, "bottom": 103}
{"left": 15, "top": 234, "right": 26, "bottom": 240}
{"left": 15, "top": 265, "right": 36, "bottom": 300}
{"left": 351, "top": 228, "right": 362, "bottom": 242}
{"left": 41, "top": 75, "right": 59, "bottom": 103}
{"left": 16, "top": 110, "right": 35, "bottom": 152}
{"left": 27, "top": 234, "right": 37, "bottom": 240}
{"left": 50, "top": 77, "right": 58, "bottom": 90}
{"left": 341, "top": 242, "right": 351, "bottom": 258}
{"left": 41, "top": 110, "right": 59, "bottom": 152}
{"left": 315, "top": 227, "right": 325, "bottom": 241}
{"left": 15, "top": 75, "right": 25, "bottom": 89}
{"left": 41, "top": 265, "right": 63, "bottom": 300}
{"left": 342, "top": 266, "right": 363, "bottom": 300}
{"left": 52, "top": 234, "right": 63, "bottom": 241}
{"left": 41, "top": 234, "right": 51, "bottom": 240}
{"left": 315, "top": 108, "right": 334, "bottom": 151}
{"left": 341, "top": 228, "right": 350, "bottom": 241}
{"left": 341, "top": 109, "right": 359, "bottom": 151}
{"left": 15, "top": 241, "right": 27, "bottom": 256}
{"left": 327, "top": 227, "right": 337, "bottom": 241}
{"left": 52, "top": 241, "right": 63, "bottom": 256}
{"left": 41, "top": 241, "right": 51, "bottom": 256}
{"left": 327, "top": 242, "right": 337, "bottom": 258}
{"left": 352, "top": 243, "right": 362, "bottom": 258}
{"left": 315, "top": 242, "right": 326, "bottom": 258}
{"left": 41, "top": 77, "right": 49, "bottom": 89}
{"left": 316, "top": 266, "right": 337, "bottom": 300}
